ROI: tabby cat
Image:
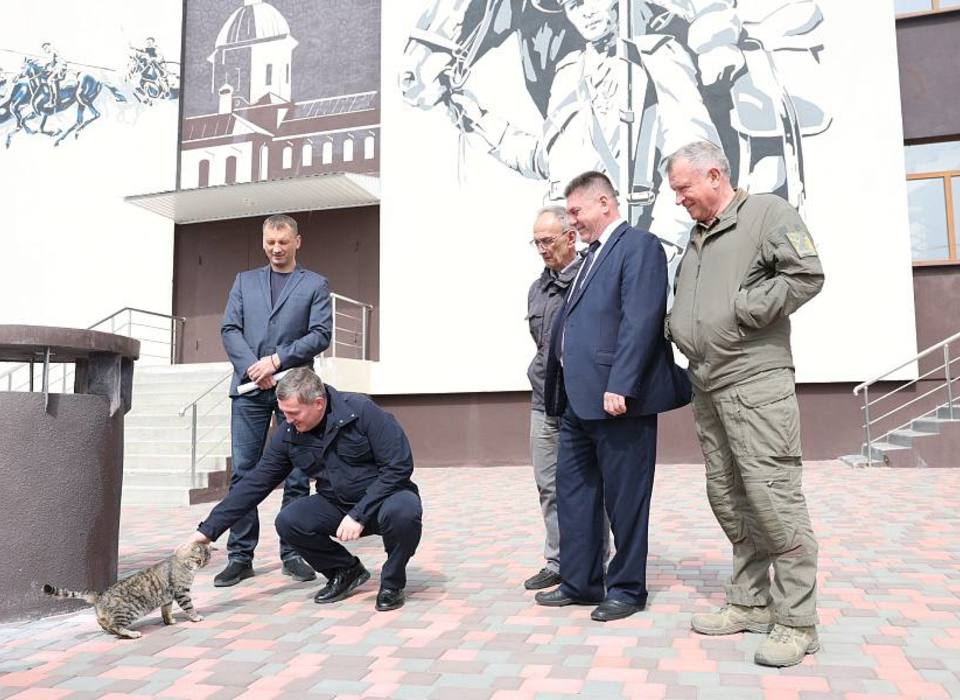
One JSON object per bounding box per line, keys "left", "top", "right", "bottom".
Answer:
{"left": 42, "top": 542, "right": 212, "bottom": 639}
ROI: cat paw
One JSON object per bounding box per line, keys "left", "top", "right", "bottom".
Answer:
{"left": 163, "top": 618, "right": 177, "bottom": 626}
{"left": 189, "top": 614, "right": 204, "bottom": 623}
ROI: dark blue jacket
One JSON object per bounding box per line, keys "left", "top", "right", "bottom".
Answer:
{"left": 544, "top": 223, "right": 691, "bottom": 419}
{"left": 198, "top": 386, "right": 418, "bottom": 539}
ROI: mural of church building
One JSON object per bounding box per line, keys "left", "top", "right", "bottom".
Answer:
{"left": 179, "top": 0, "right": 380, "bottom": 189}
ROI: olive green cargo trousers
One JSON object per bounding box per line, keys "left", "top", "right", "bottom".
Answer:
{"left": 691, "top": 368, "right": 819, "bottom": 627}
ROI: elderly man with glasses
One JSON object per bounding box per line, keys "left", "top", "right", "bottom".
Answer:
{"left": 523, "top": 205, "right": 584, "bottom": 591}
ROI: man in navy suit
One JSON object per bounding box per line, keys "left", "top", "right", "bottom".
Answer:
{"left": 215, "top": 214, "right": 333, "bottom": 587}
{"left": 537, "top": 171, "right": 690, "bottom": 621}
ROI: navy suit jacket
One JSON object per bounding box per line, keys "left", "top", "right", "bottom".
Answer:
{"left": 545, "top": 223, "right": 691, "bottom": 420}
{"left": 221, "top": 264, "right": 333, "bottom": 396}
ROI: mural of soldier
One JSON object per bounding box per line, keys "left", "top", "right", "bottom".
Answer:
{"left": 399, "top": 0, "right": 831, "bottom": 267}
{"left": 128, "top": 37, "right": 177, "bottom": 104}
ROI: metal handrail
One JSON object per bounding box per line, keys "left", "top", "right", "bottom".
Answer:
{"left": 852, "top": 330, "right": 959, "bottom": 466}
{"left": 1, "top": 307, "right": 186, "bottom": 391}
{"left": 854, "top": 329, "right": 960, "bottom": 395}
{"left": 177, "top": 292, "right": 374, "bottom": 484}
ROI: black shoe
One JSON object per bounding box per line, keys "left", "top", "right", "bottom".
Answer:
{"left": 214, "top": 561, "right": 254, "bottom": 587}
{"left": 281, "top": 556, "right": 317, "bottom": 582}
{"left": 524, "top": 568, "right": 563, "bottom": 591}
{"left": 591, "top": 598, "right": 645, "bottom": 622}
{"left": 375, "top": 587, "right": 405, "bottom": 612}
{"left": 313, "top": 559, "right": 370, "bottom": 604}
{"left": 534, "top": 587, "right": 599, "bottom": 607}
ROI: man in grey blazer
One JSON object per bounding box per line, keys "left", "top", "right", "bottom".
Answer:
{"left": 216, "top": 214, "right": 333, "bottom": 587}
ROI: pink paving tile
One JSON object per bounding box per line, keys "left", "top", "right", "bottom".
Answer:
{"left": 246, "top": 676, "right": 292, "bottom": 692}
{"left": 440, "top": 649, "right": 477, "bottom": 661}
{"left": 225, "top": 639, "right": 276, "bottom": 651}
{"left": 0, "top": 670, "right": 52, "bottom": 688}
{"left": 6, "top": 691, "right": 73, "bottom": 700}
{"left": 157, "top": 682, "right": 222, "bottom": 699}
{"left": 895, "top": 681, "right": 951, "bottom": 698}
{"left": 622, "top": 682, "right": 666, "bottom": 698}
{"left": 363, "top": 683, "right": 402, "bottom": 698}
{"left": 586, "top": 667, "right": 650, "bottom": 682}
{"left": 490, "top": 692, "right": 535, "bottom": 700}
{"left": 658, "top": 657, "right": 718, "bottom": 673}
{"left": 362, "top": 670, "right": 405, "bottom": 684}
{"left": 234, "top": 691, "right": 282, "bottom": 700}
{"left": 585, "top": 635, "right": 637, "bottom": 648}
{"left": 99, "top": 665, "right": 158, "bottom": 681}
{"left": 519, "top": 665, "right": 552, "bottom": 679}
{"left": 520, "top": 678, "right": 584, "bottom": 694}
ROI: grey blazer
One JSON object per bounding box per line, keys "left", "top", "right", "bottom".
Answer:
{"left": 221, "top": 265, "right": 333, "bottom": 396}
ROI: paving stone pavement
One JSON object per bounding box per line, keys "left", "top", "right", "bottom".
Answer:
{"left": 1, "top": 462, "right": 958, "bottom": 699}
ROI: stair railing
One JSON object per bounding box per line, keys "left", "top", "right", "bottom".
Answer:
{"left": 0, "top": 308, "right": 185, "bottom": 394}
{"left": 177, "top": 292, "right": 374, "bottom": 483}
{"left": 853, "top": 329, "right": 960, "bottom": 466}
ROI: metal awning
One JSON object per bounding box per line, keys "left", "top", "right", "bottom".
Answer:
{"left": 125, "top": 172, "right": 380, "bottom": 224}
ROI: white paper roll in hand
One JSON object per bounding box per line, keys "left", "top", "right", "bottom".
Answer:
{"left": 237, "top": 369, "right": 291, "bottom": 395}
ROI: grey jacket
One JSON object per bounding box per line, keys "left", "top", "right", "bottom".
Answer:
{"left": 668, "top": 190, "right": 824, "bottom": 392}
{"left": 527, "top": 257, "right": 583, "bottom": 410}
{"left": 221, "top": 265, "right": 332, "bottom": 396}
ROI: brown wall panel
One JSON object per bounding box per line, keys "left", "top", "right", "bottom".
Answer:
{"left": 913, "top": 265, "right": 960, "bottom": 377}
{"left": 173, "top": 206, "right": 380, "bottom": 363}
{"left": 897, "top": 12, "right": 960, "bottom": 141}
{"left": 373, "top": 384, "right": 871, "bottom": 467}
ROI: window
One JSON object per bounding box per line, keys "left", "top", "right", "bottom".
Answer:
{"left": 322, "top": 141, "right": 333, "bottom": 164}
{"left": 364, "top": 135, "right": 375, "bottom": 160}
{"left": 905, "top": 141, "right": 960, "bottom": 263}
{"left": 225, "top": 156, "right": 237, "bottom": 185}
{"left": 896, "top": 0, "right": 960, "bottom": 16}
{"left": 286, "top": 64, "right": 290, "bottom": 84}
{"left": 282, "top": 145, "right": 293, "bottom": 169}
{"left": 265, "top": 64, "right": 273, "bottom": 86}
{"left": 343, "top": 138, "right": 354, "bottom": 162}
{"left": 302, "top": 143, "right": 313, "bottom": 167}
{"left": 259, "top": 144, "right": 269, "bottom": 180}
{"left": 198, "top": 159, "right": 210, "bottom": 188}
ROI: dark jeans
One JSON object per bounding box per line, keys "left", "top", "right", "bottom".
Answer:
{"left": 275, "top": 489, "right": 423, "bottom": 590}
{"left": 227, "top": 389, "right": 310, "bottom": 564}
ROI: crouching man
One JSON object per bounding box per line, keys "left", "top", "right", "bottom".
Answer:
{"left": 185, "top": 367, "right": 422, "bottom": 611}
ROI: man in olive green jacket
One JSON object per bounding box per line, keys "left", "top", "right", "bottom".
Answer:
{"left": 665, "top": 141, "right": 824, "bottom": 668}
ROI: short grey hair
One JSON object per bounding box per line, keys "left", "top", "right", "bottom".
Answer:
{"left": 263, "top": 213, "right": 299, "bottom": 236}
{"left": 276, "top": 367, "right": 325, "bottom": 404}
{"left": 665, "top": 141, "right": 731, "bottom": 180}
{"left": 535, "top": 205, "right": 573, "bottom": 232}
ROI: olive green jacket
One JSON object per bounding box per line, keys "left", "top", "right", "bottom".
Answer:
{"left": 667, "top": 189, "right": 824, "bottom": 392}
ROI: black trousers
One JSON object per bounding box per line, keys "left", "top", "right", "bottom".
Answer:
{"left": 274, "top": 488, "right": 423, "bottom": 590}
{"left": 557, "top": 407, "right": 657, "bottom": 606}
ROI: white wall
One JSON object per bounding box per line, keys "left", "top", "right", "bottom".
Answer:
{"left": 0, "top": 0, "right": 181, "bottom": 332}
{"left": 376, "top": 0, "right": 917, "bottom": 394}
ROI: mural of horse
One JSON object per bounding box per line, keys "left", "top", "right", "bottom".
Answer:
{"left": 127, "top": 53, "right": 179, "bottom": 104}
{"left": 0, "top": 58, "right": 127, "bottom": 147}
{"left": 398, "top": 0, "right": 582, "bottom": 118}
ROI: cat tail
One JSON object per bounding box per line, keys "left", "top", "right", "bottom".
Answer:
{"left": 42, "top": 583, "right": 99, "bottom": 604}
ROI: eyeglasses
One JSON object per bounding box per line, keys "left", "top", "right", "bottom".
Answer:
{"left": 529, "top": 231, "right": 573, "bottom": 250}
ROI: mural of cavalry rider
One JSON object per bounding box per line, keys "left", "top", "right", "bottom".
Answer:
{"left": 448, "top": 0, "right": 720, "bottom": 262}
{"left": 637, "top": 0, "right": 830, "bottom": 209}
{"left": 37, "top": 42, "right": 68, "bottom": 111}
{"left": 130, "top": 37, "right": 170, "bottom": 99}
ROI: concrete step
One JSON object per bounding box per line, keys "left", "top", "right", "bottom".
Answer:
{"left": 125, "top": 425, "right": 229, "bottom": 441}
{"left": 126, "top": 413, "right": 229, "bottom": 428}
{"left": 131, "top": 396, "right": 232, "bottom": 412}
{"left": 887, "top": 428, "right": 938, "bottom": 447}
{"left": 125, "top": 439, "right": 230, "bottom": 457}
{"left": 911, "top": 416, "right": 958, "bottom": 433}
{"left": 132, "top": 381, "right": 233, "bottom": 396}
{"left": 936, "top": 405, "right": 960, "bottom": 420}
{"left": 123, "top": 468, "right": 223, "bottom": 488}
{"left": 121, "top": 485, "right": 193, "bottom": 507}
{"left": 840, "top": 453, "right": 871, "bottom": 468}
{"left": 123, "top": 454, "right": 228, "bottom": 470}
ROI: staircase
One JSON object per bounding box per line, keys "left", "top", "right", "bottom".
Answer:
{"left": 123, "top": 363, "right": 233, "bottom": 506}
{"left": 841, "top": 330, "right": 960, "bottom": 468}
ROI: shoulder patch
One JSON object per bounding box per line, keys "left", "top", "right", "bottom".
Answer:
{"left": 784, "top": 230, "right": 818, "bottom": 258}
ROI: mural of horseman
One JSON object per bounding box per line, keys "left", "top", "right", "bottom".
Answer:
{"left": 399, "top": 0, "right": 831, "bottom": 268}
{"left": 128, "top": 37, "right": 179, "bottom": 104}
{"left": 0, "top": 57, "right": 127, "bottom": 147}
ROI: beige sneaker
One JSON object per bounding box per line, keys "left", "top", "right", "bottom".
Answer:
{"left": 690, "top": 604, "right": 773, "bottom": 635}
{"left": 754, "top": 624, "right": 820, "bottom": 667}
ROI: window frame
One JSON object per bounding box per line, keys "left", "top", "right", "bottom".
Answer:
{"left": 907, "top": 169, "right": 960, "bottom": 266}
{"left": 896, "top": 1, "right": 960, "bottom": 19}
